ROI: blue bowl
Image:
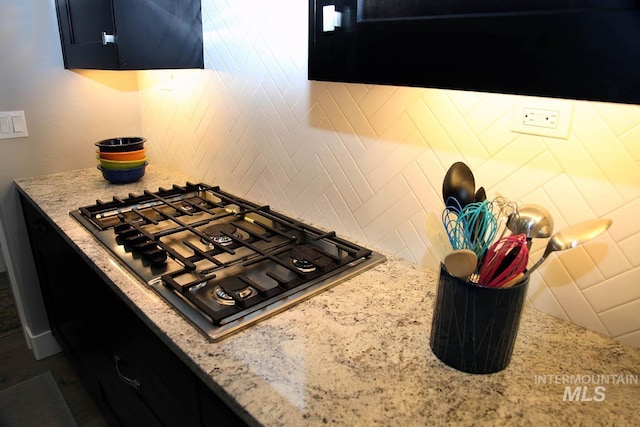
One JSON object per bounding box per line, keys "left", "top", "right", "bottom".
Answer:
{"left": 98, "top": 162, "right": 147, "bottom": 184}
{"left": 96, "top": 137, "right": 146, "bottom": 152}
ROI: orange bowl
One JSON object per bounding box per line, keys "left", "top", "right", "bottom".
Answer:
{"left": 97, "top": 149, "right": 146, "bottom": 161}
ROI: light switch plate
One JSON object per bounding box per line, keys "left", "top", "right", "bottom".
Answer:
{"left": 511, "top": 98, "right": 573, "bottom": 139}
{"left": 0, "top": 111, "right": 28, "bottom": 139}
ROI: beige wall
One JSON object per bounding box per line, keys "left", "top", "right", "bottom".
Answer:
{"left": 139, "top": 0, "right": 640, "bottom": 347}
{"left": 0, "top": 0, "right": 141, "bottom": 355}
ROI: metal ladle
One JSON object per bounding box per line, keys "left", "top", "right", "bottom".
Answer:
{"left": 506, "top": 204, "right": 554, "bottom": 248}
{"left": 522, "top": 218, "right": 612, "bottom": 280}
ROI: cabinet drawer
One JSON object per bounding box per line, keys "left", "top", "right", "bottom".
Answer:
{"left": 130, "top": 327, "right": 201, "bottom": 417}
{"left": 95, "top": 362, "right": 162, "bottom": 427}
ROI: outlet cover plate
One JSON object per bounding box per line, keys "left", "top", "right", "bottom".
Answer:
{"left": 511, "top": 98, "right": 573, "bottom": 139}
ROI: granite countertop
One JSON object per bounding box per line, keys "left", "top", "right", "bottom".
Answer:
{"left": 15, "top": 165, "right": 640, "bottom": 426}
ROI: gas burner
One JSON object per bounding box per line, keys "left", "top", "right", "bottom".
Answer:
{"left": 121, "top": 211, "right": 145, "bottom": 224}
{"left": 180, "top": 202, "right": 196, "bottom": 212}
{"left": 292, "top": 258, "right": 316, "bottom": 273}
{"left": 212, "top": 284, "right": 256, "bottom": 306}
{"left": 201, "top": 223, "right": 241, "bottom": 247}
{"left": 290, "top": 245, "right": 325, "bottom": 273}
{"left": 213, "top": 286, "right": 236, "bottom": 306}
{"left": 180, "top": 197, "right": 207, "bottom": 213}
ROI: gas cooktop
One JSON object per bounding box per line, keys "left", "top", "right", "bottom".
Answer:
{"left": 71, "top": 183, "right": 386, "bottom": 341}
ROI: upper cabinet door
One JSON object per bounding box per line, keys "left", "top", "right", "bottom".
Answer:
{"left": 56, "top": 0, "right": 119, "bottom": 69}
{"left": 55, "top": 0, "right": 203, "bottom": 70}
{"left": 309, "top": 0, "right": 640, "bottom": 105}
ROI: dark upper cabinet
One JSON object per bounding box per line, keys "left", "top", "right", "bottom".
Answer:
{"left": 309, "top": 0, "right": 640, "bottom": 104}
{"left": 55, "top": 0, "right": 204, "bottom": 70}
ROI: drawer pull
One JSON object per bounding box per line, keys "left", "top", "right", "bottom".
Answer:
{"left": 114, "top": 355, "right": 141, "bottom": 390}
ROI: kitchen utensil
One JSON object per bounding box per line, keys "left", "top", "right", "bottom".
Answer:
{"left": 522, "top": 218, "right": 612, "bottom": 280}
{"left": 444, "top": 196, "right": 464, "bottom": 215}
{"left": 466, "top": 201, "right": 499, "bottom": 257}
{"left": 471, "top": 186, "right": 487, "bottom": 245}
{"left": 493, "top": 241, "right": 521, "bottom": 276}
{"left": 478, "top": 234, "right": 529, "bottom": 288}
{"left": 491, "top": 195, "right": 518, "bottom": 243}
{"left": 424, "top": 212, "right": 454, "bottom": 262}
{"left": 442, "top": 201, "right": 498, "bottom": 259}
{"left": 506, "top": 204, "right": 554, "bottom": 248}
{"left": 443, "top": 249, "right": 477, "bottom": 279}
{"left": 500, "top": 273, "right": 524, "bottom": 289}
{"left": 98, "top": 162, "right": 147, "bottom": 184}
{"left": 442, "top": 162, "right": 475, "bottom": 210}
{"left": 96, "top": 137, "right": 146, "bottom": 152}
{"left": 442, "top": 207, "right": 461, "bottom": 245}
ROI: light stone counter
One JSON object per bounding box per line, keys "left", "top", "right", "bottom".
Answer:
{"left": 15, "top": 165, "right": 640, "bottom": 426}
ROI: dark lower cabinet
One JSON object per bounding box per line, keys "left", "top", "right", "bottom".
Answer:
{"left": 200, "top": 382, "right": 250, "bottom": 427}
{"left": 19, "top": 193, "right": 247, "bottom": 427}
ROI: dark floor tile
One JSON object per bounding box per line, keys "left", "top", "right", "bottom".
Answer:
{"left": 0, "top": 330, "right": 108, "bottom": 426}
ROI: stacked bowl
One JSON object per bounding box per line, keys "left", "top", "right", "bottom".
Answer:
{"left": 96, "top": 137, "right": 147, "bottom": 183}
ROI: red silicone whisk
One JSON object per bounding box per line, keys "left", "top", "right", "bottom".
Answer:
{"left": 478, "top": 234, "right": 529, "bottom": 288}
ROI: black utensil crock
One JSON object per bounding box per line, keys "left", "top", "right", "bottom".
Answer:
{"left": 430, "top": 263, "right": 529, "bottom": 374}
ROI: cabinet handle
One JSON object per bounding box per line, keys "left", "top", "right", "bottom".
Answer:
{"left": 102, "top": 32, "right": 116, "bottom": 45}
{"left": 114, "top": 355, "right": 141, "bottom": 390}
{"left": 322, "top": 5, "right": 342, "bottom": 32}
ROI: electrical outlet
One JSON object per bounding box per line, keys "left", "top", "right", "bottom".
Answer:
{"left": 511, "top": 99, "right": 573, "bottom": 139}
{"left": 522, "top": 108, "right": 559, "bottom": 129}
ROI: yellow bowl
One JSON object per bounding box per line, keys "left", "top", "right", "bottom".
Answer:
{"left": 97, "top": 156, "right": 147, "bottom": 170}
{"left": 97, "top": 148, "right": 146, "bottom": 161}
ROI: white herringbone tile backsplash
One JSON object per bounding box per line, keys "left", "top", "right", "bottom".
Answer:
{"left": 138, "top": 0, "right": 640, "bottom": 347}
